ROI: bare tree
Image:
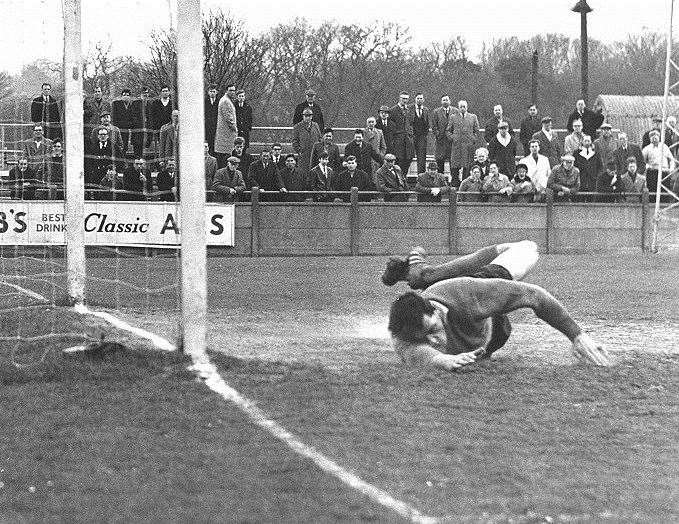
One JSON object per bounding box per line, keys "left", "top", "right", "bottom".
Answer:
{"left": 0, "top": 72, "right": 13, "bottom": 102}
{"left": 83, "top": 41, "right": 135, "bottom": 96}
{"left": 29, "top": 9, "right": 669, "bottom": 131}
{"left": 131, "top": 29, "right": 178, "bottom": 95}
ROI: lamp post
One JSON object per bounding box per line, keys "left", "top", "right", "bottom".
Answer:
{"left": 572, "top": 0, "right": 593, "bottom": 105}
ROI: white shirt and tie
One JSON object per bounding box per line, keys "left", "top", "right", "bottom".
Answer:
{"left": 520, "top": 153, "right": 550, "bottom": 191}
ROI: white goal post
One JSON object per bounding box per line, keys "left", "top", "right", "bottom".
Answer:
{"left": 177, "top": 0, "right": 208, "bottom": 356}
{"left": 63, "top": 0, "right": 86, "bottom": 305}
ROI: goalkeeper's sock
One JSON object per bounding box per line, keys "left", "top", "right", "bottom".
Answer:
{"left": 406, "top": 246, "right": 430, "bottom": 290}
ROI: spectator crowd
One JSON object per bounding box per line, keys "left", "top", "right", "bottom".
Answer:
{"left": 4, "top": 81, "right": 679, "bottom": 203}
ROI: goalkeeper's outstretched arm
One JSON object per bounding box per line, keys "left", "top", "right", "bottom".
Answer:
{"left": 426, "top": 278, "right": 611, "bottom": 366}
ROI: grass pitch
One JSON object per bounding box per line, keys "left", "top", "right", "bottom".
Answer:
{"left": 1, "top": 251, "right": 678, "bottom": 522}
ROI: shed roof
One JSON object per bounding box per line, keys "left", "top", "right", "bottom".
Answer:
{"left": 595, "top": 94, "right": 679, "bottom": 144}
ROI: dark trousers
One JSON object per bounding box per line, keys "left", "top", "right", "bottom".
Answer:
{"left": 393, "top": 134, "right": 413, "bottom": 182}
{"left": 239, "top": 130, "right": 250, "bottom": 151}
{"left": 120, "top": 130, "right": 131, "bottom": 155}
{"left": 646, "top": 169, "right": 673, "bottom": 202}
{"left": 646, "top": 169, "right": 660, "bottom": 194}
{"left": 44, "top": 122, "right": 62, "bottom": 141}
{"left": 206, "top": 131, "right": 216, "bottom": 157}
{"left": 436, "top": 158, "right": 447, "bottom": 175}
{"left": 520, "top": 141, "right": 530, "bottom": 157}
{"left": 449, "top": 166, "right": 463, "bottom": 188}
{"left": 132, "top": 131, "right": 145, "bottom": 159}
{"left": 414, "top": 134, "right": 428, "bottom": 175}
{"left": 397, "top": 158, "right": 411, "bottom": 180}
{"left": 215, "top": 153, "right": 228, "bottom": 170}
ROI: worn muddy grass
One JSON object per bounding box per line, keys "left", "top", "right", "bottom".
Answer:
{"left": 0, "top": 252, "right": 677, "bottom": 522}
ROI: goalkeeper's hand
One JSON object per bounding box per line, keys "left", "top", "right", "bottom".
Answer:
{"left": 572, "top": 333, "right": 610, "bottom": 366}
{"left": 432, "top": 349, "right": 484, "bottom": 371}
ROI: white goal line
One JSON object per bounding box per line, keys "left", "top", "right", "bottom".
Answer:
{"left": 4, "top": 281, "right": 437, "bottom": 524}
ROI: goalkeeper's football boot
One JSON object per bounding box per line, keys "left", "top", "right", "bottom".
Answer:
{"left": 381, "top": 256, "right": 410, "bottom": 286}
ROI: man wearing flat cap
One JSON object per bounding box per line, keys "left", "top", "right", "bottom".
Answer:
{"left": 212, "top": 155, "right": 246, "bottom": 203}
{"left": 593, "top": 122, "right": 619, "bottom": 168}
{"left": 415, "top": 161, "right": 450, "bottom": 203}
{"left": 531, "top": 116, "right": 562, "bottom": 167}
{"left": 292, "top": 89, "right": 324, "bottom": 129}
{"left": 375, "top": 105, "right": 396, "bottom": 154}
{"left": 547, "top": 154, "right": 580, "bottom": 201}
{"left": 292, "top": 108, "right": 322, "bottom": 184}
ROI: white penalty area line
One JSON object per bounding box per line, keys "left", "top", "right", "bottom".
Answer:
{"left": 1, "top": 281, "right": 51, "bottom": 302}
{"left": 5, "top": 281, "right": 437, "bottom": 524}
{"left": 72, "top": 303, "right": 176, "bottom": 352}
{"left": 187, "top": 352, "right": 437, "bottom": 524}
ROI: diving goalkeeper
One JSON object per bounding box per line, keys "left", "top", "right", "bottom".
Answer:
{"left": 382, "top": 240, "right": 610, "bottom": 371}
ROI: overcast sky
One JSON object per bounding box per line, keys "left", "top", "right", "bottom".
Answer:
{"left": 1, "top": 0, "right": 670, "bottom": 74}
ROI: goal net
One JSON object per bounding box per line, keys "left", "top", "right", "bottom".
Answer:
{"left": 0, "top": 0, "right": 213, "bottom": 366}
{"left": 652, "top": 174, "right": 679, "bottom": 251}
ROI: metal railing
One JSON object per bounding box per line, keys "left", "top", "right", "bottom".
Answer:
{"left": 1, "top": 122, "right": 576, "bottom": 169}
{"left": 0, "top": 182, "right": 653, "bottom": 204}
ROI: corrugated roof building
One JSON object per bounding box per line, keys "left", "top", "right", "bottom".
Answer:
{"left": 595, "top": 94, "right": 679, "bottom": 145}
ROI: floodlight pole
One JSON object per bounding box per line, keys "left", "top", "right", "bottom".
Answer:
{"left": 177, "top": 0, "right": 207, "bottom": 355}
{"left": 63, "top": 0, "right": 86, "bottom": 305}
{"left": 651, "top": 0, "right": 675, "bottom": 253}
{"left": 572, "top": 0, "right": 593, "bottom": 105}
{"left": 531, "top": 50, "right": 539, "bottom": 105}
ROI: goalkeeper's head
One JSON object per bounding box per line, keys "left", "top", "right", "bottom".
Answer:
{"left": 388, "top": 291, "right": 440, "bottom": 343}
